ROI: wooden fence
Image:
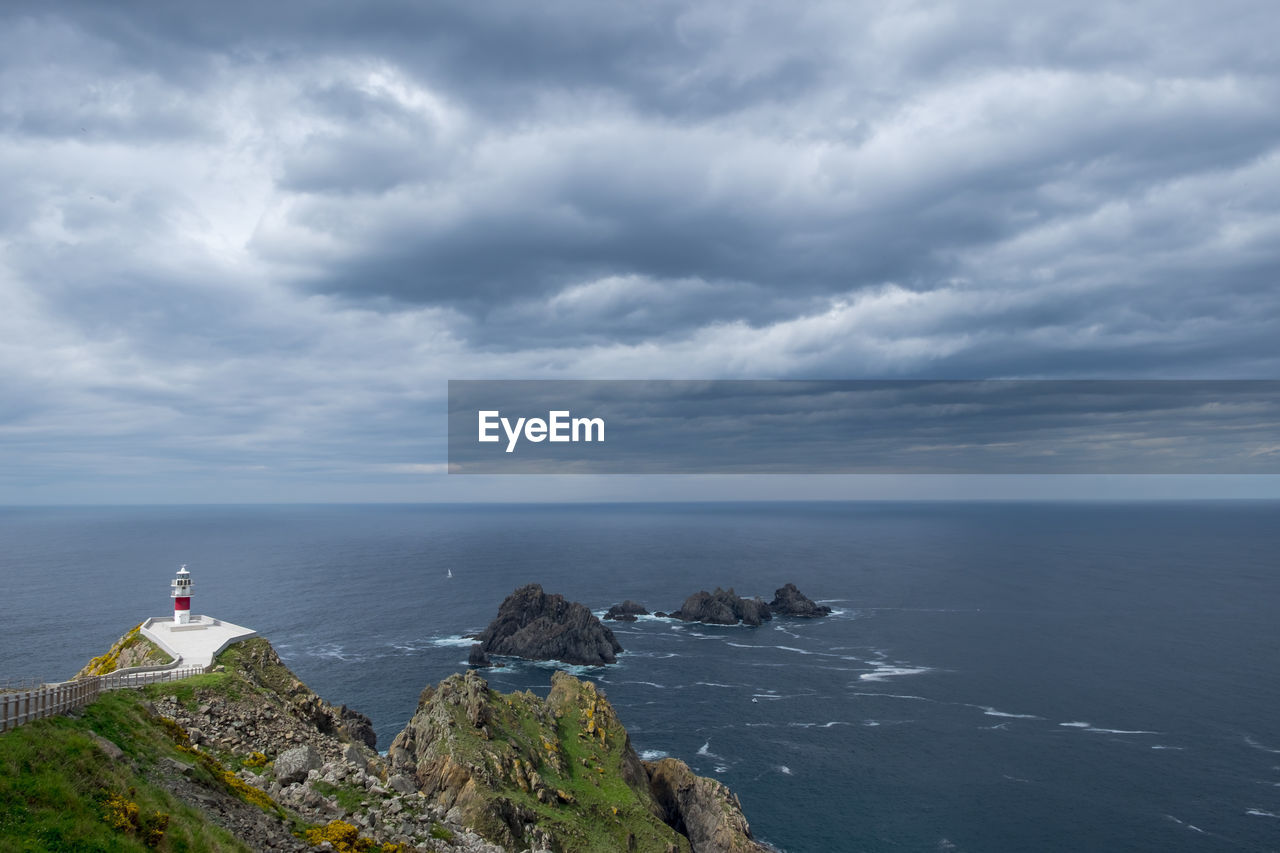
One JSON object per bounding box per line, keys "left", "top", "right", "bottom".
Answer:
{"left": 0, "top": 664, "right": 207, "bottom": 734}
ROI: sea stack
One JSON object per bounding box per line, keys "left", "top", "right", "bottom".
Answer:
{"left": 473, "top": 584, "right": 623, "bottom": 666}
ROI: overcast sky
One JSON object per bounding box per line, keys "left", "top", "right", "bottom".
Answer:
{"left": 2, "top": 1, "right": 1278, "bottom": 503}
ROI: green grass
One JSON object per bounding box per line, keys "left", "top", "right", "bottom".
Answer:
{"left": 141, "top": 672, "right": 238, "bottom": 711}
{"left": 309, "top": 780, "right": 368, "bottom": 813}
{"left": 0, "top": 691, "right": 253, "bottom": 851}
{"left": 431, "top": 677, "right": 690, "bottom": 853}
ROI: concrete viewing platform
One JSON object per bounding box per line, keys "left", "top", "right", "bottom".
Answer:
{"left": 140, "top": 615, "right": 257, "bottom": 669}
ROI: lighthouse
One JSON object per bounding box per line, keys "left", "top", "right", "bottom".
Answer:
{"left": 171, "top": 564, "right": 193, "bottom": 625}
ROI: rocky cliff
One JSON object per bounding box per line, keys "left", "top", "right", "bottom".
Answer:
{"left": 472, "top": 584, "right": 623, "bottom": 666}
{"left": 388, "top": 670, "right": 770, "bottom": 853}
{"left": 9, "top": 631, "right": 773, "bottom": 852}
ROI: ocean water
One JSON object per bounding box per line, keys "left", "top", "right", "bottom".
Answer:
{"left": 2, "top": 502, "right": 1279, "bottom": 852}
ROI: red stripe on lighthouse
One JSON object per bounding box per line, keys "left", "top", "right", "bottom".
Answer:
{"left": 174, "top": 597, "right": 190, "bottom": 610}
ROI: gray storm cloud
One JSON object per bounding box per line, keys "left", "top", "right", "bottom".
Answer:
{"left": 1, "top": 0, "right": 1278, "bottom": 500}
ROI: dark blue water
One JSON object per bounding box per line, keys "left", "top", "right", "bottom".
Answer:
{"left": 2, "top": 502, "right": 1279, "bottom": 852}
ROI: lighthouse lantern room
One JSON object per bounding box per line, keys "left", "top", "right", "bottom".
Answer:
{"left": 171, "top": 564, "right": 193, "bottom": 624}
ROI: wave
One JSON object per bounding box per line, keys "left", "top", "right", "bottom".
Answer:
{"left": 1244, "top": 735, "right": 1280, "bottom": 754}
{"left": 1247, "top": 809, "right": 1279, "bottom": 819}
{"left": 778, "top": 765, "right": 792, "bottom": 775}
{"left": 976, "top": 706, "right": 1040, "bottom": 719}
{"left": 848, "top": 691, "right": 936, "bottom": 702}
{"left": 859, "top": 665, "right": 931, "bottom": 682}
{"left": 304, "top": 643, "right": 366, "bottom": 662}
{"left": 1059, "top": 721, "right": 1158, "bottom": 735}
{"left": 697, "top": 741, "right": 727, "bottom": 763}
{"left": 639, "top": 749, "right": 668, "bottom": 761}
{"left": 427, "top": 635, "right": 477, "bottom": 648}
{"left": 1163, "top": 815, "right": 1206, "bottom": 833}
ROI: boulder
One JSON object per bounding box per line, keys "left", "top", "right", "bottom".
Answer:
{"left": 274, "top": 744, "right": 322, "bottom": 785}
{"left": 603, "top": 600, "right": 649, "bottom": 621}
{"left": 669, "top": 588, "right": 772, "bottom": 626}
{"left": 768, "top": 583, "right": 831, "bottom": 618}
{"left": 473, "top": 584, "right": 623, "bottom": 666}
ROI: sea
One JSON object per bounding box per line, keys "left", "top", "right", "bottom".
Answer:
{"left": 2, "top": 502, "right": 1278, "bottom": 852}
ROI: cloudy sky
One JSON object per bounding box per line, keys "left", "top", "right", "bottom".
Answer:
{"left": 2, "top": 1, "right": 1278, "bottom": 503}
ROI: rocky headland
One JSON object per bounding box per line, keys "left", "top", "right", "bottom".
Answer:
{"left": 388, "top": 670, "right": 770, "bottom": 852}
{"left": 5, "top": 628, "right": 773, "bottom": 852}
{"left": 469, "top": 584, "right": 623, "bottom": 667}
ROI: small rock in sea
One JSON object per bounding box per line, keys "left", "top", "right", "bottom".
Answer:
{"left": 603, "top": 600, "right": 649, "bottom": 621}
{"left": 768, "top": 582, "right": 832, "bottom": 617}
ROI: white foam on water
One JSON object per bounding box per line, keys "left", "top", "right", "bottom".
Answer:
{"left": 787, "top": 721, "right": 849, "bottom": 729}
{"left": 977, "top": 706, "right": 1040, "bottom": 719}
{"left": 778, "top": 765, "right": 792, "bottom": 775}
{"left": 1164, "top": 815, "right": 1207, "bottom": 833}
{"left": 695, "top": 681, "right": 738, "bottom": 688}
{"left": 849, "top": 691, "right": 936, "bottom": 702}
{"left": 1151, "top": 745, "right": 1184, "bottom": 750}
{"left": 1086, "top": 727, "right": 1159, "bottom": 735}
{"left": 860, "top": 666, "right": 931, "bottom": 682}
{"left": 864, "top": 721, "right": 881, "bottom": 727}
{"left": 697, "top": 741, "right": 728, "bottom": 763}
{"left": 639, "top": 749, "right": 668, "bottom": 761}
{"left": 306, "top": 643, "right": 364, "bottom": 662}
{"left": 714, "top": 766, "right": 728, "bottom": 774}
{"left": 1059, "top": 720, "right": 1157, "bottom": 734}
{"left": 617, "top": 680, "right": 666, "bottom": 689}
{"left": 1247, "top": 809, "right": 1279, "bottom": 819}
{"left": 1244, "top": 735, "right": 1280, "bottom": 754}
{"left": 429, "top": 635, "right": 477, "bottom": 648}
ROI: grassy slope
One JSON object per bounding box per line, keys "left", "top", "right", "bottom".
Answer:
{"left": 0, "top": 691, "right": 251, "bottom": 852}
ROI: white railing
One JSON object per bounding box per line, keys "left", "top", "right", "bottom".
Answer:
{"left": 0, "top": 664, "right": 208, "bottom": 734}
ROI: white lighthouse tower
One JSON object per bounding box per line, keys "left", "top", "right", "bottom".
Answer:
{"left": 171, "top": 564, "right": 193, "bottom": 624}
